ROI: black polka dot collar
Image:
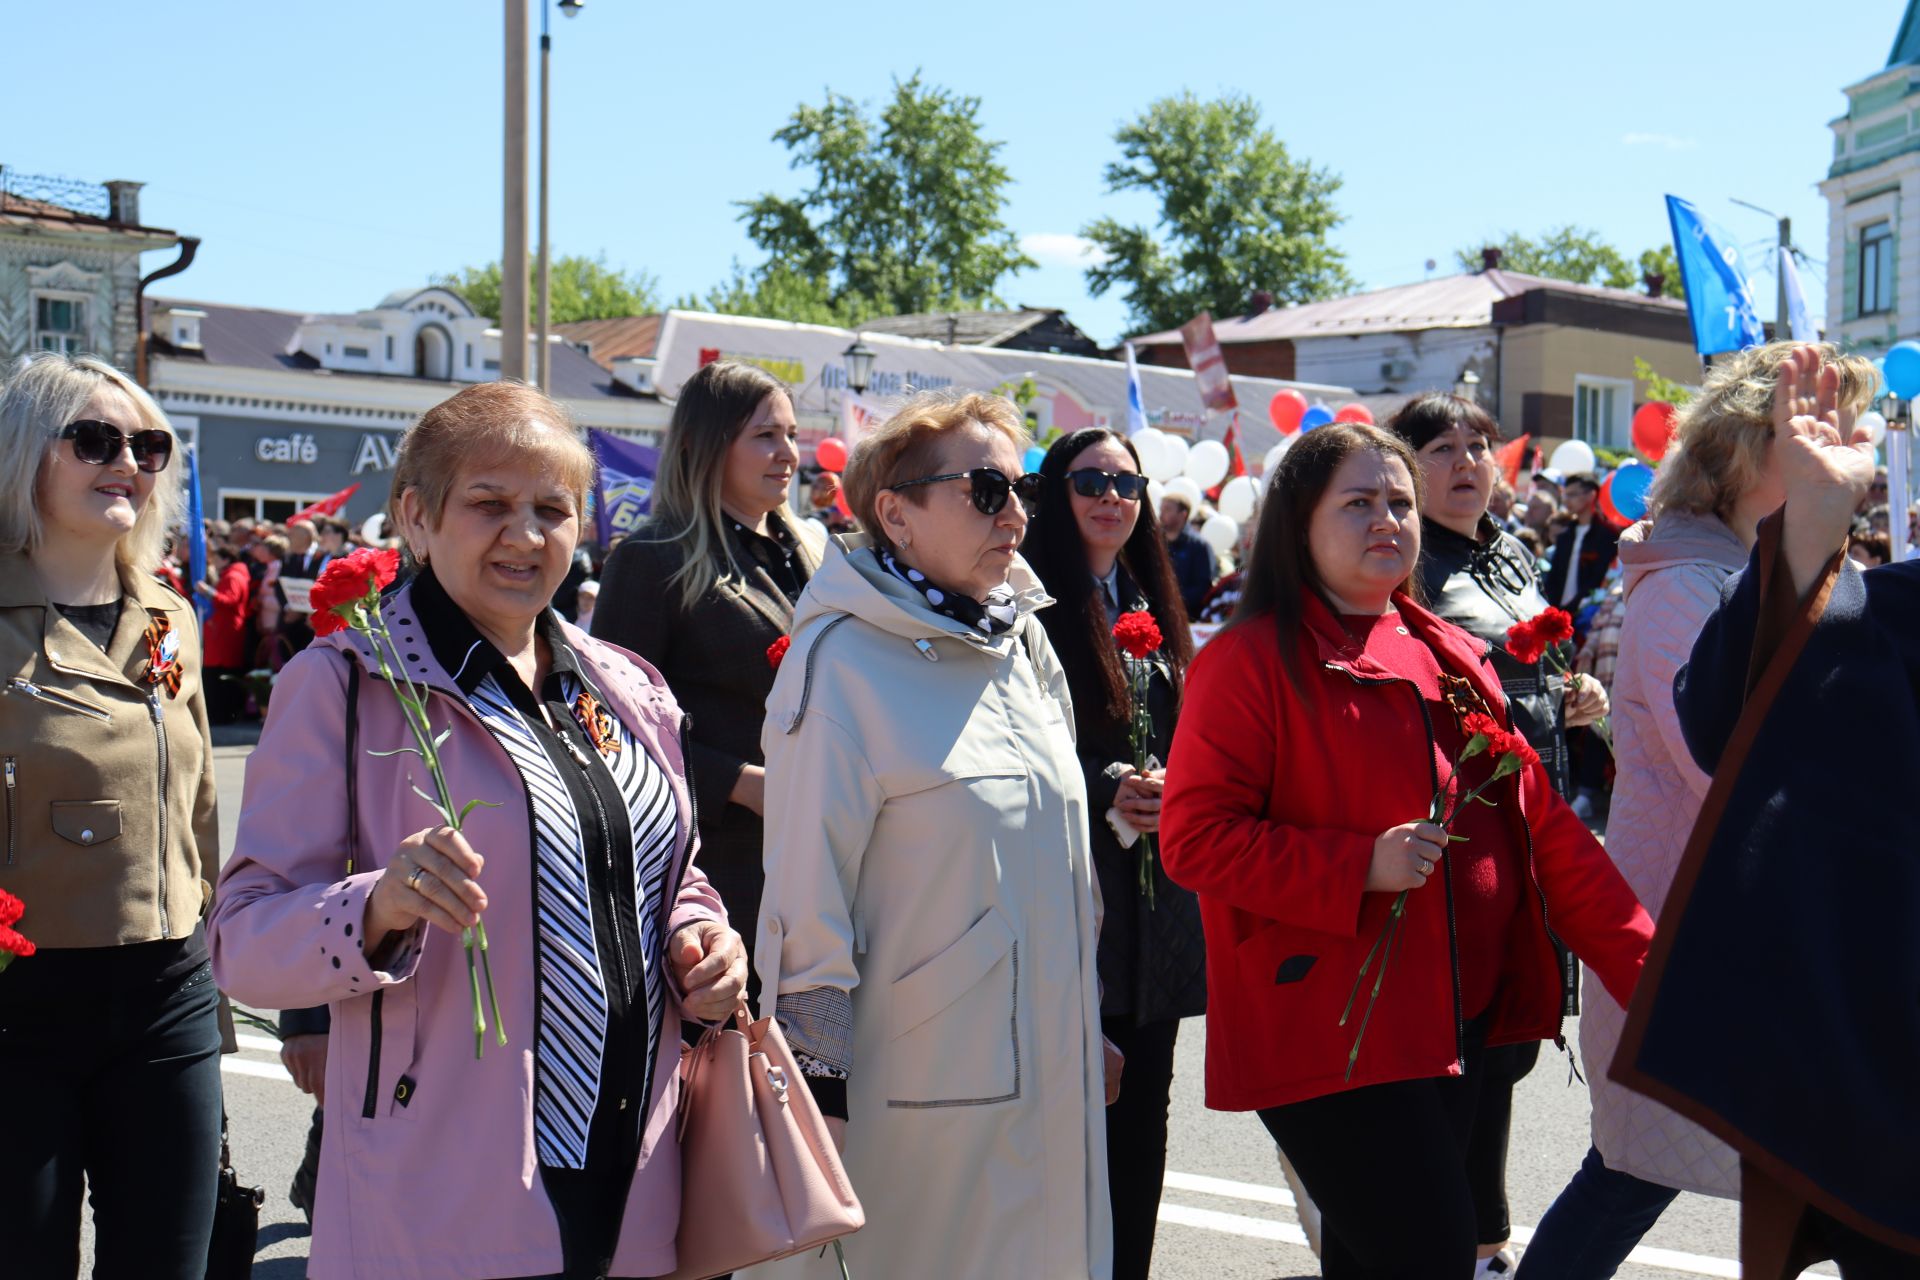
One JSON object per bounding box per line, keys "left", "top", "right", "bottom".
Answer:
{"left": 879, "top": 548, "right": 1019, "bottom": 636}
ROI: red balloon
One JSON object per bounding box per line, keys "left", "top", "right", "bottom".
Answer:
{"left": 816, "top": 437, "right": 849, "bottom": 472}
{"left": 1631, "top": 401, "right": 1678, "bottom": 462}
{"left": 1268, "top": 389, "right": 1308, "bottom": 434}
{"left": 1595, "top": 474, "right": 1629, "bottom": 530}
{"left": 1333, "top": 402, "right": 1375, "bottom": 425}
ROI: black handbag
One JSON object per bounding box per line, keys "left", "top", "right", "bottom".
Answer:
{"left": 207, "top": 1111, "right": 264, "bottom": 1279}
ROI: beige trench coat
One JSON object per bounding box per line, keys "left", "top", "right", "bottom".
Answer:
{"left": 750, "top": 538, "right": 1112, "bottom": 1280}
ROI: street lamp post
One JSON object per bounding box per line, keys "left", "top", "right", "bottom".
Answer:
{"left": 842, "top": 336, "right": 876, "bottom": 396}
{"left": 535, "top": 0, "right": 584, "bottom": 392}
{"left": 502, "top": 0, "right": 529, "bottom": 381}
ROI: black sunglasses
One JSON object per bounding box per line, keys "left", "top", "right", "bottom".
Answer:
{"left": 889, "top": 467, "right": 1043, "bottom": 515}
{"left": 60, "top": 419, "right": 173, "bottom": 473}
{"left": 1066, "top": 468, "right": 1149, "bottom": 501}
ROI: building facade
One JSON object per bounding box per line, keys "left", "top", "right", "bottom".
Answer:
{"left": 0, "top": 168, "right": 188, "bottom": 372}
{"left": 1820, "top": 3, "right": 1920, "bottom": 356}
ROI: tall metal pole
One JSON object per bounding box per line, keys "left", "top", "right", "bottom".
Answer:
{"left": 1776, "top": 215, "right": 1792, "bottom": 340}
{"left": 502, "top": 0, "right": 530, "bottom": 381}
{"left": 536, "top": 0, "right": 552, "bottom": 391}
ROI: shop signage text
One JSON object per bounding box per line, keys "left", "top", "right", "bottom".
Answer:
{"left": 256, "top": 433, "right": 318, "bottom": 464}
{"left": 351, "top": 433, "right": 400, "bottom": 476}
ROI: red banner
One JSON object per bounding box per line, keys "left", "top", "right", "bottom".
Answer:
{"left": 1179, "top": 312, "right": 1239, "bottom": 412}
{"left": 288, "top": 483, "right": 360, "bottom": 524}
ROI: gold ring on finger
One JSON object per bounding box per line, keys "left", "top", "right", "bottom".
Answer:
{"left": 407, "top": 866, "right": 427, "bottom": 893}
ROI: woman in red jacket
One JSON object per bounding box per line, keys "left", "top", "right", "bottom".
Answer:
{"left": 196, "top": 543, "right": 250, "bottom": 722}
{"left": 1160, "top": 423, "right": 1653, "bottom": 1280}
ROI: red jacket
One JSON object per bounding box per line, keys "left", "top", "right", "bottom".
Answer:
{"left": 1160, "top": 590, "right": 1652, "bottom": 1112}
{"left": 202, "top": 562, "right": 251, "bottom": 669}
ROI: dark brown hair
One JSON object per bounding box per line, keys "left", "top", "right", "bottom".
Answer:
{"left": 1230, "top": 423, "right": 1425, "bottom": 690}
{"left": 1022, "top": 428, "right": 1193, "bottom": 733}
{"left": 1384, "top": 392, "right": 1501, "bottom": 452}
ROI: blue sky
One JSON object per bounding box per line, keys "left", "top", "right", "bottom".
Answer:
{"left": 9, "top": 0, "right": 1903, "bottom": 344}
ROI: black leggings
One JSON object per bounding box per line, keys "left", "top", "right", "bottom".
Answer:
{"left": 1464, "top": 1039, "right": 1540, "bottom": 1246}
{"left": 0, "top": 946, "right": 224, "bottom": 1279}
{"left": 1102, "top": 1015, "right": 1182, "bottom": 1280}
{"left": 1258, "top": 1024, "right": 1494, "bottom": 1280}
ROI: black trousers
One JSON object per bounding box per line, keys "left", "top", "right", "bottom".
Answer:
{"left": 1258, "top": 1022, "right": 1493, "bottom": 1280}
{"left": 0, "top": 948, "right": 224, "bottom": 1279}
{"left": 1103, "top": 1014, "right": 1182, "bottom": 1280}
{"left": 1464, "top": 1039, "right": 1539, "bottom": 1246}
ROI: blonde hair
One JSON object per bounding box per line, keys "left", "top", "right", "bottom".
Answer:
{"left": 651, "top": 360, "right": 798, "bottom": 610}
{"left": 844, "top": 390, "right": 1030, "bottom": 552}
{"left": 1648, "top": 341, "right": 1878, "bottom": 521}
{"left": 0, "top": 352, "right": 186, "bottom": 576}
{"left": 391, "top": 381, "right": 595, "bottom": 528}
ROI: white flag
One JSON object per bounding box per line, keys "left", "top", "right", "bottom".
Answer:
{"left": 1779, "top": 246, "right": 1815, "bottom": 342}
{"left": 1124, "top": 342, "right": 1151, "bottom": 436}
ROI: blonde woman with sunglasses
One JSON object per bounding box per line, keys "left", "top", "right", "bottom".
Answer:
{"left": 0, "top": 352, "right": 227, "bottom": 1278}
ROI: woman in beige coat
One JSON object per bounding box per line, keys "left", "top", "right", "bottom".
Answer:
{"left": 754, "top": 391, "right": 1113, "bottom": 1279}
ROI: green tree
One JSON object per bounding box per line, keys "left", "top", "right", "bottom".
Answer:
{"left": 1633, "top": 355, "right": 1695, "bottom": 406}
{"left": 1456, "top": 228, "right": 1686, "bottom": 300}
{"left": 1082, "top": 92, "right": 1354, "bottom": 335}
{"left": 713, "top": 74, "right": 1034, "bottom": 323}
{"left": 433, "top": 253, "right": 660, "bottom": 324}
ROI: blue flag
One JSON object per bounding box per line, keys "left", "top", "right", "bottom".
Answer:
{"left": 185, "top": 444, "right": 209, "bottom": 623}
{"left": 1666, "top": 196, "right": 1767, "bottom": 356}
{"left": 588, "top": 428, "right": 660, "bottom": 547}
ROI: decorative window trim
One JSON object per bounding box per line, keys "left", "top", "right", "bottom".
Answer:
{"left": 32, "top": 289, "right": 93, "bottom": 356}
{"left": 1573, "top": 374, "right": 1632, "bottom": 450}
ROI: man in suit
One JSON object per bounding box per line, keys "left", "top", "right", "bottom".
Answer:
{"left": 279, "top": 520, "right": 328, "bottom": 579}
{"left": 1542, "top": 473, "right": 1619, "bottom": 612}
{"left": 1159, "top": 494, "right": 1218, "bottom": 619}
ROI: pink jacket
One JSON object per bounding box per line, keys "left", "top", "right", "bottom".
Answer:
{"left": 210, "top": 583, "right": 726, "bottom": 1280}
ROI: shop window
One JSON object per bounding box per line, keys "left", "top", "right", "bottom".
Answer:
{"left": 1573, "top": 375, "right": 1631, "bottom": 449}
{"left": 34, "top": 295, "right": 88, "bottom": 355}
{"left": 1861, "top": 221, "right": 1894, "bottom": 316}
{"left": 344, "top": 345, "right": 370, "bottom": 359}
{"left": 220, "top": 491, "right": 333, "bottom": 524}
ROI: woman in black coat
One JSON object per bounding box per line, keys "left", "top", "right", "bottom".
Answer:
{"left": 1023, "top": 427, "right": 1205, "bottom": 1280}
{"left": 593, "top": 361, "right": 825, "bottom": 1010}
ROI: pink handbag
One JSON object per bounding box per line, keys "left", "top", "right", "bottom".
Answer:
{"left": 663, "top": 1010, "right": 864, "bottom": 1280}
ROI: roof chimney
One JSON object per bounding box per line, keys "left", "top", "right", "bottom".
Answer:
{"left": 1643, "top": 272, "right": 1665, "bottom": 299}
{"left": 1246, "top": 288, "right": 1274, "bottom": 317}
{"left": 1480, "top": 247, "right": 1502, "bottom": 272}
{"left": 103, "top": 180, "right": 143, "bottom": 226}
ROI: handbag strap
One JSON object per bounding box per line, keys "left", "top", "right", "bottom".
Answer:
{"left": 674, "top": 1009, "right": 755, "bottom": 1143}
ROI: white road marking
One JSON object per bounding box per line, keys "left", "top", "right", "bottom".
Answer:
{"left": 235, "top": 1032, "right": 282, "bottom": 1054}
{"left": 1159, "top": 1169, "right": 1834, "bottom": 1279}
{"left": 222, "top": 1057, "right": 293, "bottom": 1083}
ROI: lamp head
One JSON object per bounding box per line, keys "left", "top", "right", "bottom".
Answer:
{"left": 559, "top": 0, "right": 585, "bottom": 15}
{"left": 842, "top": 337, "right": 876, "bottom": 395}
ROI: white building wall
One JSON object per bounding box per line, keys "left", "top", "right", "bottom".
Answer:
{"left": 1291, "top": 327, "right": 1496, "bottom": 399}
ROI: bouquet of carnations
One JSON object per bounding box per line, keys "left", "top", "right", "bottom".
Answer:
{"left": 0, "top": 888, "right": 34, "bottom": 973}
{"left": 1113, "top": 610, "right": 1165, "bottom": 909}
{"left": 311, "top": 548, "right": 507, "bottom": 1058}
{"left": 1506, "top": 607, "right": 1611, "bottom": 752}
{"left": 1339, "top": 712, "right": 1539, "bottom": 1079}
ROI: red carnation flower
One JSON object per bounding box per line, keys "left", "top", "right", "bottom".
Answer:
{"left": 1505, "top": 618, "right": 1545, "bottom": 665}
{"left": 1493, "top": 729, "right": 1540, "bottom": 771}
{"left": 310, "top": 547, "right": 402, "bottom": 635}
{"left": 1463, "top": 712, "right": 1502, "bottom": 744}
{"left": 1113, "top": 610, "right": 1163, "bottom": 660}
{"left": 0, "top": 887, "right": 22, "bottom": 929}
{"left": 1531, "top": 608, "right": 1575, "bottom": 647}
{"left": 0, "top": 923, "right": 34, "bottom": 959}
{"left": 766, "top": 635, "right": 791, "bottom": 670}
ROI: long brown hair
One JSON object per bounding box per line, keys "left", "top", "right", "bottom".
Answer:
{"left": 1230, "top": 423, "right": 1425, "bottom": 690}
{"left": 1022, "top": 428, "right": 1192, "bottom": 733}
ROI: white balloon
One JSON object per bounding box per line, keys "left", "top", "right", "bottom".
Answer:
{"left": 1161, "top": 434, "right": 1191, "bottom": 481}
{"left": 1134, "top": 429, "right": 1179, "bottom": 482}
{"left": 1549, "top": 439, "right": 1598, "bottom": 476}
{"left": 1218, "top": 474, "right": 1260, "bottom": 523}
{"left": 1861, "top": 410, "right": 1889, "bottom": 447}
{"left": 1199, "top": 512, "right": 1240, "bottom": 555}
{"left": 1146, "top": 479, "right": 1168, "bottom": 513}
{"left": 1262, "top": 438, "right": 1292, "bottom": 474}
{"left": 360, "top": 513, "right": 388, "bottom": 543}
{"left": 1186, "top": 439, "right": 1232, "bottom": 489}
{"left": 1164, "top": 476, "right": 1204, "bottom": 510}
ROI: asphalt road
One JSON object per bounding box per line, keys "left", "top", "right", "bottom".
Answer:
{"left": 84, "top": 743, "right": 1838, "bottom": 1279}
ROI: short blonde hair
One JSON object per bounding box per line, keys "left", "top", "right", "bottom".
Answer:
{"left": 844, "top": 390, "right": 1030, "bottom": 551}
{"left": 0, "top": 352, "right": 186, "bottom": 575}
{"left": 1648, "top": 341, "right": 1878, "bottom": 521}
{"left": 391, "top": 381, "right": 595, "bottom": 526}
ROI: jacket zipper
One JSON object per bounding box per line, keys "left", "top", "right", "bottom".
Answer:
{"left": 560, "top": 731, "right": 634, "bottom": 1004}
{"left": 1325, "top": 662, "right": 1468, "bottom": 1070}
{"left": 149, "top": 689, "right": 171, "bottom": 939}
{"left": 6, "top": 677, "right": 113, "bottom": 721}
{"left": 362, "top": 989, "right": 386, "bottom": 1119}
{"left": 4, "top": 758, "right": 15, "bottom": 866}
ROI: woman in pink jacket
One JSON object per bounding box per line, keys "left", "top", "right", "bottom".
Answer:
{"left": 1520, "top": 342, "right": 1876, "bottom": 1278}
{"left": 210, "top": 382, "right": 746, "bottom": 1280}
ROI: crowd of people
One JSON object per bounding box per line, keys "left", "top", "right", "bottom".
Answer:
{"left": 2, "top": 342, "right": 1914, "bottom": 1280}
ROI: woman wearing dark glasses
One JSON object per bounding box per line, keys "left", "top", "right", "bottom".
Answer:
{"left": 1022, "top": 428, "right": 1202, "bottom": 1280}
{"left": 0, "top": 353, "right": 228, "bottom": 1278}
{"left": 755, "top": 390, "right": 1115, "bottom": 1279}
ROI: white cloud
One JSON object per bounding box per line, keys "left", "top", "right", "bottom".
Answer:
{"left": 1620, "top": 132, "right": 1696, "bottom": 150}
{"left": 1020, "top": 232, "right": 1111, "bottom": 267}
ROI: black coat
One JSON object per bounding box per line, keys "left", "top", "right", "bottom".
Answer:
{"left": 1541, "top": 516, "right": 1620, "bottom": 610}
{"left": 1615, "top": 516, "right": 1920, "bottom": 1264}
{"left": 1418, "top": 517, "right": 1572, "bottom": 797}
{"left": 1165, "top": 529, "right": 1218, "bottom": 619}
{"left": 591, "top": 516, "right": 824, "bottom": 921}
{"left": 1040, "top": 567, "right": 1206, "bottom": 1027}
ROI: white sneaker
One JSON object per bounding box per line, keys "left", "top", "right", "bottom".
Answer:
{"left": 1474, "top": 1249, "right": 1516, "bottom": 1276}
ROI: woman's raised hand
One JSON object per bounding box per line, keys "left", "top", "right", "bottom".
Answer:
{"left": 1367, "top": 821, "right": 1445, "bottom": 893}
{"left": 1773, "top": 344, "right": 1874, "bottom": 594}
{"left": 365, "top": 826, "right": 489, "bottom": 944}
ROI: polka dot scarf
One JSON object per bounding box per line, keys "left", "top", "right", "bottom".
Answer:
{"left": 880, "top": 548, "right": 1020, "bottom": 636}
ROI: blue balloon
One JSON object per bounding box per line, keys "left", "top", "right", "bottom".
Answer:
{"left": 1883, "top": 341, "right": 1920, "bottom": 400}
{"left": 1610, "top": 463, "right": 1654, "bottom": 522}
{"left": 1299, "top": 404, "right": 1335, "bottom": 431}
{"left": 1022, "top": 445, "right": 1046, "bottom": 474}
